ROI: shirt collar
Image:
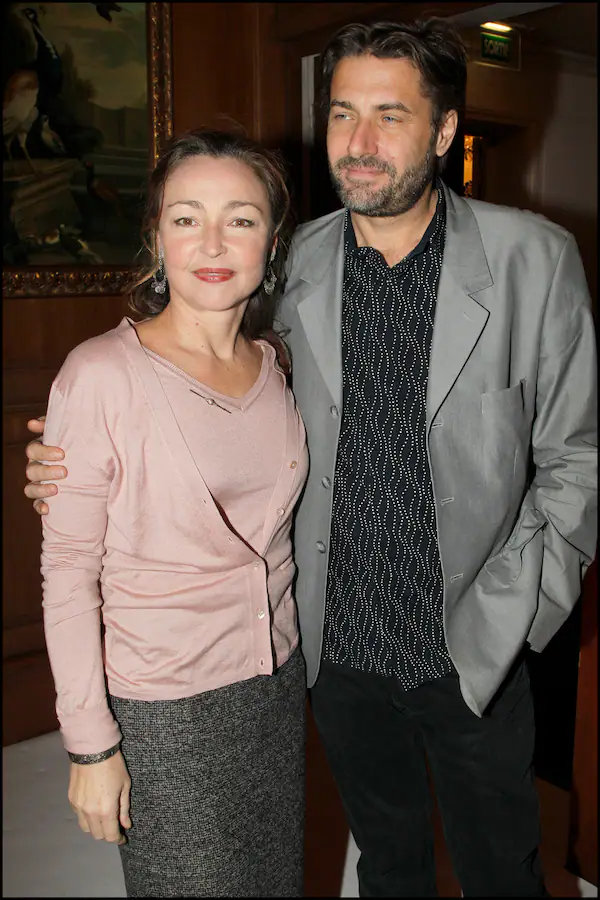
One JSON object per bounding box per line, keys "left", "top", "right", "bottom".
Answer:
{"left": 344, "top": 178, "right": 446, "bottom": 263}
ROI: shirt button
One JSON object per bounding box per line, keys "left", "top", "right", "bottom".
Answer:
{"left": 316, "top": 541, "right": 326, "bottom": 554}
{"left": 321, "top": 476, "right": 331, "bottom": 488}
{"left": 276, "top": 507, "right": 285, "bottom": 516}
{"left": 330, "top": 405, "right": 339, "bottom": 418}
{"left": 257, "top": 609, "right": 265, "bottom": 619}
{"left": 254, "top": 561, "right": 261, "bottom": 569}
{"left": 289, "top": 460, "right": 297, "bottom": 469}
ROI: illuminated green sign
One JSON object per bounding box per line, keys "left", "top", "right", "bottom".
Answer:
{"left": 481, "top": 31, "right": 513, "bottom": 65}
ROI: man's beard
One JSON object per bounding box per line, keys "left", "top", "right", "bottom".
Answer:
{"left": 329, "top": 138, "right": 437, "bottom": 218}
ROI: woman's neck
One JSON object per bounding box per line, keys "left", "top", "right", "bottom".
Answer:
{"left": 148, "top": 301, "right": 250, "bottom": 363}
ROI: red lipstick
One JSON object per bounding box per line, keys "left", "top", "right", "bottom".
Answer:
{"left": 193, "top": 268, "right": 234, "bottom": 283}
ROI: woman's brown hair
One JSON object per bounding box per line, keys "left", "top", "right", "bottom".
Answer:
{"left": 129, "top": 129, "right": 293, "bottom": 340}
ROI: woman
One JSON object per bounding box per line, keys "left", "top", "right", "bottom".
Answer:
{"left": 32, "top": 129, "right": 308, "bottom": 898}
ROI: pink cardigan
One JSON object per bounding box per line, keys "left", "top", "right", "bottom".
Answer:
{"left": 41, "top": 318, "right": 308, "bottom": 754}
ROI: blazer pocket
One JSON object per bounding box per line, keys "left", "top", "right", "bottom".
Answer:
{"left": 480, "top": 381, "right": 527, "bottom": 484}
{"left": 485, "top": 505, "right": 546, "bottom": 587}
{"left": 481, "top": 380, "right": 525, "bottom": 418}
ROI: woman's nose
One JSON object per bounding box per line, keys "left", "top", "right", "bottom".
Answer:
{"left": 199, "top": 223, "right": 226, "bottom": 257}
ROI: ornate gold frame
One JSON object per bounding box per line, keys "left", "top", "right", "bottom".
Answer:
{"left": 3, "top": 1, "right": 173, "bottom": 299}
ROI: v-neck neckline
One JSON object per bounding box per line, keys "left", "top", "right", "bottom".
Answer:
{"left": 142, "top": 339, "right": 273, "bottom": 413}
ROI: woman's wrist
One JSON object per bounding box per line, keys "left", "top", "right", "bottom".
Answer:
{"left": 67, "top": 741, "right": 121, "bottom": 765}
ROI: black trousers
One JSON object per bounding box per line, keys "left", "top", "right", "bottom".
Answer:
{"left": 310, "top": 653, "right": 546, "bottom": 897}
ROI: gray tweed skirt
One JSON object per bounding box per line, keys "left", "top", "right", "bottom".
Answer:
{"left": 110, "top": 648, "right": 306, "bottom": 898}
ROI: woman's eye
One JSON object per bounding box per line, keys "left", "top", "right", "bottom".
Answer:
{"left": 231, "top": 218, "right": 255, "bottom": 228}
{"left": 174, "top": 217, "right": 196, "bottom": 227}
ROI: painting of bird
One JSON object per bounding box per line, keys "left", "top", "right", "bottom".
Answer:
{"left": 84, "top": 160, "right": 124, "bottom": 217}
{"left": 58, "top": 223, "right": 103, "bottom": 263}
{"left": 91, "top": 3, "right": 124, "bottom": 23}
{"left": 3, "top": 0, "right": 155, "bottom": 269}
{"left": 39, "top": 114, "right": 66, "bottom": 155}
{"left": 3, "top": 69, "right": 39, "bottom": 170}
{"left": 22, "top": 7, "right": 63, "bottom": 111}
{"left": 3, "top": 5, "right": 64, "bottom": 168}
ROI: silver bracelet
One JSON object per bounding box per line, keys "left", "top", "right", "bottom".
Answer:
{"left": 67, "top": 742, "right": 121, "bottom": 765}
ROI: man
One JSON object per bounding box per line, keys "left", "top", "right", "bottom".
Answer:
{"left": 25, "top": 18, "right": 597, "bottom": 898}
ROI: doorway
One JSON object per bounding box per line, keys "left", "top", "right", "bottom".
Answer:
{"left": 462, "top": 116, "right": 539, "bottom": 207}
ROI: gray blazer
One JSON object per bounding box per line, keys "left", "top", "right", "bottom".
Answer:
{"left": 279, "top": 183, "right": 597, "bottom": 715}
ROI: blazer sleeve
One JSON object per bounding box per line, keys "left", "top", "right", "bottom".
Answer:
{"left": 41, "top": 361, "right": 122, "bottom": 756}
{"left": 527, "top": 232, "right": 598, "bottom": 649}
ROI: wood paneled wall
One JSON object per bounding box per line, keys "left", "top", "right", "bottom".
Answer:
{"left": 3, "top": 294, "right": 132, "bottom": 745}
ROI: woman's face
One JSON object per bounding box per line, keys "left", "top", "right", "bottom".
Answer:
{"left": 157, "top": 155, "right": 273, "bottom": 317}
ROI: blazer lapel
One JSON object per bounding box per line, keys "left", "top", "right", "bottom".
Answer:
{"left": 291, "top": 192, "right": 492, "bottom": 423}
{"left": 427, "top": 186, "right": 493, "bottom": 428}
{"left": 296, "top": 212, "right": 345, "bottom": 407}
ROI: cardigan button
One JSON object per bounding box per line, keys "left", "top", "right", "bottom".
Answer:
{"left": 321, "top": 476, "right": 331, "bottom": 488}
{"left": 316, "top": 541, "right": 326, "bottom": 554}
{"left": 330, "top": 405, "right": 340, "bottom": 418}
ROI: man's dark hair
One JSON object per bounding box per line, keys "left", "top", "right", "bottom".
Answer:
{"left": 320, "top": 17, "right": 468, "bottom": 132}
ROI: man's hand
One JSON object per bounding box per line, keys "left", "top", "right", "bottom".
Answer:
{"left": 24, "top": 417, "right": 67, "bottom": 515}
{"left": 68, "top": 750, "right": 132, "bottom": 845}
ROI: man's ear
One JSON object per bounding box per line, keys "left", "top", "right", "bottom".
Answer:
{"left": 436, "top": 109, "right": 459, "bottom": 159}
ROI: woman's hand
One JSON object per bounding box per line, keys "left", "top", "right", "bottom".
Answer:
{"left": 24, "top": 417, "right": 67, "bottom": 515}
{"left": 68, "top": 750, "right": 132, "bottom": 845}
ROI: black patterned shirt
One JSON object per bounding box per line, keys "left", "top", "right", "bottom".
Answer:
{"left": 323, "top": 185, "right": 455, "bottom": 688}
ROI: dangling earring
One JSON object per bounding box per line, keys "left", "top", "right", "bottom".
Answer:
{"left": 152, "top": 248, "right": 167, "bottom": 294}
{"left": 263, "top": 248, "right": 277, "bottom": 296}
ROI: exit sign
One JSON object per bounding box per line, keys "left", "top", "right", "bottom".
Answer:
{"left": 479, "top": 30, "right": 520, "bottom": 71}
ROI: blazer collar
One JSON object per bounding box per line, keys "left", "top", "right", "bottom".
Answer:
{"left": 295, "top": 210, "right": 346, "bottom": 406}
{"left": 293, "top": 185, "right": 494, "bottom": 417}
{"left": 294, "top": 184, "right": 493, "bottom": 293}
{"left": 442, "top": 183, "right": 493, "bottom": 299}
{"left": 426, "top": 185, "right": 494, "bottom": 426}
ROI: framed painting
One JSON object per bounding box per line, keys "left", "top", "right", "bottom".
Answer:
{"left": 2, "top": 1, "right": 172, "bottom": 297}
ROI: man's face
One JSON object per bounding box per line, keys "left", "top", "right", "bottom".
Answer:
{"left": 326, "top": 54, "right": 455, "bottom": 217}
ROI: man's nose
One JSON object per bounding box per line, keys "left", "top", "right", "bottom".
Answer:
{"left": 347, "top": 120, "right": 378, "bottom": 158}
